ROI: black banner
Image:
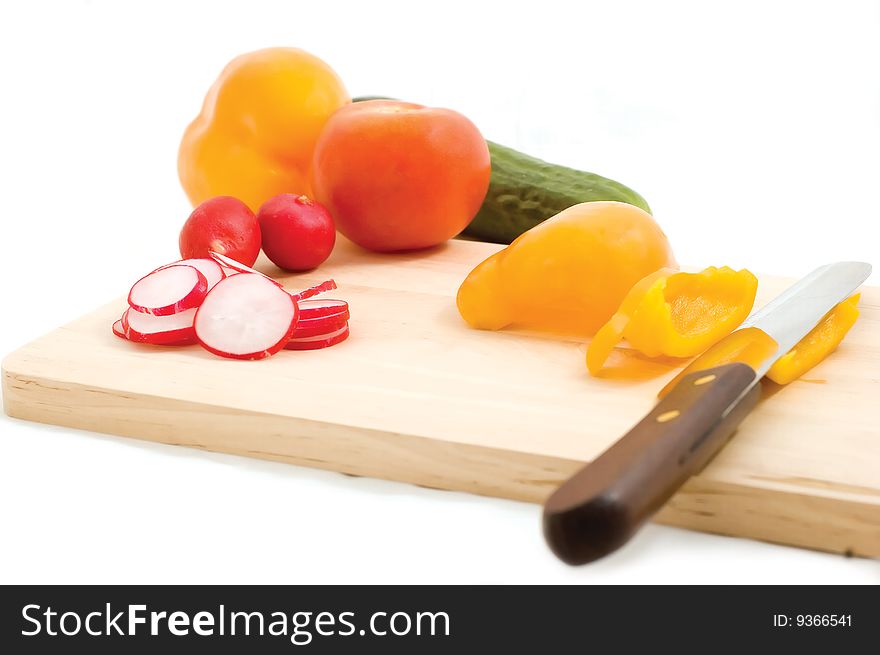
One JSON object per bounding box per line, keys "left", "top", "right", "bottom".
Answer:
{"left": 1, "top": 585, "right": 875, "bottom": 652}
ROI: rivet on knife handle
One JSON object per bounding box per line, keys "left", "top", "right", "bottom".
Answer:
{"left": 542, "top": 362, "right": 761, "bottom": 565}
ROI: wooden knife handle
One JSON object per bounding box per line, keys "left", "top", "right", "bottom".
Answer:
{"left": 543, "top": 362, "right": 761, "bottom": 565}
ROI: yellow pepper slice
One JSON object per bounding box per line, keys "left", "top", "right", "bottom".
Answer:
{"left": 657, "top": 293, "right": 861, "bottom": 396}
{"left": 657, "top": 326, "right": 778, "bottom": 397}
{"left": 766, "top": 293, "right": 860, "bottom": 384}
{"left": 587, "top": 266, "right": 758, "bottom": 376}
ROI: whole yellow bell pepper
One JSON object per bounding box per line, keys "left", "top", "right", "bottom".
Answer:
{"left": 178, "top": 48, "right": 350, "bottom": 212}
{"left": 587, "top": 266, "right": 758, "bottom": 375}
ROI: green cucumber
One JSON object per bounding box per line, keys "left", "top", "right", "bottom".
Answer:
{"left": 467, "top": 142, "right": 651, "bottom": 244}
{"left": 352, "top": 96, "right": 652, "bottom": 244}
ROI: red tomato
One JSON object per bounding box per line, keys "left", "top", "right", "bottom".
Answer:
{"left": 179, "top": 196, "right": 261, "bottom": 266}
{"left": 257, "top": 194, "right": 336, "bottom": 271}
{"left": 311, "top": 100, "right": 490, "bottom": 252}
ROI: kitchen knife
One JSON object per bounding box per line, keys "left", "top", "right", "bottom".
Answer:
{"left": 543, "top": 261, "right": 872, "bottom": 565}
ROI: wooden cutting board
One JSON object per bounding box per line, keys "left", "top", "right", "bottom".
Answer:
{"left": 3, "top": 238, "right": 879, "bottom": 557}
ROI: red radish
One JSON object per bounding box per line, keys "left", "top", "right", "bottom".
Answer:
{"left": 179, "top": 196, "right": 262, "bottom": 267}
{"left": 293, "top": 314, "right": 349, "bottom": 338}
{"left": 297, "top": 299, "right": 349, "bottom": 321}
{"left": 285, "top": 325, "right": 350, "bottom": 350}
{"left": 291, "top": 279, "right": 337, "bottom": 302}
{"left": 112, "top": 319, "right": 126, "bottom": 340}
{"left": 123, "top": 308, "right": 197, "bottom": 345}
{"left": 194, "top": 274, "right": 298, "bottom": 360}
{"left": 128, "top": 265, "right": 207, "bottom": 316}
{"left": 258, "top": 194, "right": 336, "bottom": 271}
{"left": 157, "top": 258, "right": 225, "bottom": 290}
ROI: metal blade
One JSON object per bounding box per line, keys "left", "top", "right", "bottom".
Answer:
{"left": 742, "top": 261, "right": 872, "bottom": 378}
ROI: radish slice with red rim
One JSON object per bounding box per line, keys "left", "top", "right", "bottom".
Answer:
{"left": 157, "top": 258, "right": 225, "bottom": 290}
{"left": 291, "top": 280, "right": 337, "bottom": 302}
{"left": 128, "top": 265, "right": 208, "bottom": 316}
{"left": 208, "top": 251, "right": 270, "bottom": 277}
{"left": 297, "top": 299, "right": 349, "bottom": 320}
{"left": 112, "top": 319, "right": 126, "bottom": 340}
{"left": 195, "top": 274, "right": 298, "bottom": 360}
{"left": 123, "top": 308, "right": 197, "bottom": 345}
{"left": 208, "top": 251, "right": 258, "bottom": 274}
{"left": 208, "top": 251, "right": 285, "bottom": 289}
{"left": 127, "top": 306, "right": 196, "bottom": 333}
{"left": 285, "top": 325, "right": 350, "bottom": 350}
{"left": 293, "top": 315, "right": 348, "bottom": 338}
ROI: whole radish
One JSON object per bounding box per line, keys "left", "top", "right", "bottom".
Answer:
{"left": 180, "top": 196, "right": 262, "bottom": 267}
{"left": 258, "top": 194, "right": 335, "bottom": 271}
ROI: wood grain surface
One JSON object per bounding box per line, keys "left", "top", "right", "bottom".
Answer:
{"left": 3, "top": 238, "right": 879, "bottom": 557}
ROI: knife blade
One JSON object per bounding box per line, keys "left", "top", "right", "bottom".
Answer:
{"left": 542, "top": 261, "right": 872, "bottom": 565}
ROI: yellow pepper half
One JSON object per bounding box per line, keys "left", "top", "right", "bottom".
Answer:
{"left": 587, "top": 266, "right": 758, "bottom": 376}
{"left": 456, "top": 202, "right": 677, "bottom": 336}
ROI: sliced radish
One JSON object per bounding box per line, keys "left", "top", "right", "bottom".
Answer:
{"left": 127, "top": 306, "right": 196, "bottom": 333}
{"left": 293, "top": 314, "right": 349, "bottom": 338}
{"left": 208, "top": 251, "right": 266, "bottom": 276}
{"left": 291, "top": 279, "right": 337, "bottom": 302}
{"left": 157, "top": 258, "right": 225, "bottom": 290}
{"left": 128, "top": 265, "right": 207, "bottom": 316}
{"left": 285, "top": 325, "right": 350, "bottom": 351}
{"left": 194, "top": 274, "right": 298, "bottom": 360}
{"left": 112, "top": 319, "right": 126, "bottom": 340}
{"left": 297, "top": 299, "right": 349, "bottom": 321}
{"left": 123, "top": 308, "right": 197, "bottom": 345}
{"left": 208, "top": 251, "right": 285, "bottom": 290}
{"left": 208, "top": 251, "right": 258, "bottom": 274}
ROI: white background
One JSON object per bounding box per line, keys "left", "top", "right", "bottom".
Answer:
{"left": 1, "top": 0, "right": 878, "bottom": 583}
